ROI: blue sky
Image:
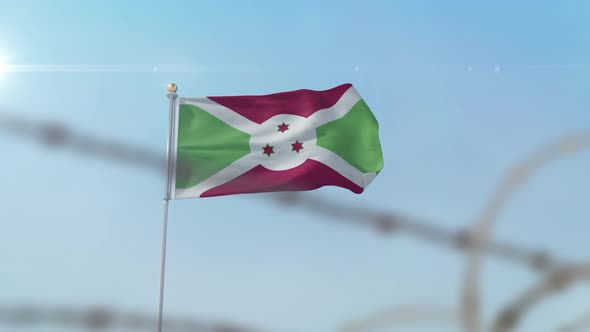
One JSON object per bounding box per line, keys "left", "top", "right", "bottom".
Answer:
{"left": 1, "top": 1, "right": 589, "bottom": 331}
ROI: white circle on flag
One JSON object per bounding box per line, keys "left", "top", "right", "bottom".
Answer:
{"left": 249, "top": 114, "right": 317, "bottom": 171}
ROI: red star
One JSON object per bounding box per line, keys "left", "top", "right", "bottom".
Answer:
{"left": 262, "top": 143, "right": 274, "bottom": 156}
{"left": 277, "top": 122, "right": 289, "bottom": 133}
{"left": 291, "top": 140, "right": 303, "bottom": 153}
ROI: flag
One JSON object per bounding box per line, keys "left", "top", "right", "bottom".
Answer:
{"left": 172, "top": 83, "right": 383, "bottom": 198}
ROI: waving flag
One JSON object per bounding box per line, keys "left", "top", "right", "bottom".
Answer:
{"left": 172, "top": 83, "right": 383, "bottom": 198}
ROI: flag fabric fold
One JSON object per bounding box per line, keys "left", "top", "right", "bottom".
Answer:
{"left": 172, "top": 83, "right": 383, "bottom": 199}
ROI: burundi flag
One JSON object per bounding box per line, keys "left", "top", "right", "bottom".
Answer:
{"left": 172, "top": 83, "right": 383, "bottom": 199}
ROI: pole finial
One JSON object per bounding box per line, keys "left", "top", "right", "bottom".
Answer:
{"left": 167, "top": 83, "right": 178, "bottom": 93}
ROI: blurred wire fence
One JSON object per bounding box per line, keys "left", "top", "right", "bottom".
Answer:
{"left": 1, "top": 111, "right": 589, "bottom": 332}
{"left": 0, "top": 303, "right": 272, "bottom": 332}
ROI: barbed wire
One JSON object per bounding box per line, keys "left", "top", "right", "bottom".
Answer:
{"left": 0, "top": 303, "right": 276, "bottom": 332}
{"left": 0, "top": 112, "right": 164, "bottom": 172}
{"left": 460, "top": 132, "right": 590, "bottom": 332}
{"left": 307, "top": 132, "right": 590, "bottom": 332}
{"left": 491, "top": 261, "right": 590, "bottom": 332}
{"left": 274, "top": 192, "right": 560, "bottom": 271}
{"left": 1, "top": 110, "right": 589, "bottom": 332}
{"left": 0, "top": 111, "right": 560, "bottom": 271}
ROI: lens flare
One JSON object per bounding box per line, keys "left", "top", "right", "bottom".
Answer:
{"left": 0, "top": 57, "right": 8, "bottom": 78}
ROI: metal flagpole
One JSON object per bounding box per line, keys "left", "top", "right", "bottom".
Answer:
{"left": 157, "top": 83, "right": 178, "bottom": 332}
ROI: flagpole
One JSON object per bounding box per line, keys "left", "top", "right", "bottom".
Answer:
{"left": 157, "top": 83, "right": 178, "bottom": 332}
